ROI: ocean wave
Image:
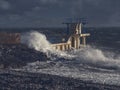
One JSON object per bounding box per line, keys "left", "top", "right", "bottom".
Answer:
{"left": 17, "top": 31, "right": 120, "bottom": 86}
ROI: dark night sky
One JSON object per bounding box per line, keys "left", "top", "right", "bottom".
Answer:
{"left": 0, "top": 0, "right": 120, "bottom": 28}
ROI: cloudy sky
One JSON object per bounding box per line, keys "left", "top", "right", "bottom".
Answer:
{"left": 0, "top": 0, "right": 120, "bottom": 28}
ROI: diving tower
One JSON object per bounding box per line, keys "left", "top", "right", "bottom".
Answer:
{"left": 51, "top": 20, "right": 90, "bottom": 51}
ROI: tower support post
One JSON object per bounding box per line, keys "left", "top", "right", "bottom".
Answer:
{"left": 82, "top": 36, "right": 86, "bottom": 46}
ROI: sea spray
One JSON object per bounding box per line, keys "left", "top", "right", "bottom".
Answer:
{"left": 21, "top": 31, "right": 120, "bottom": 70}
{"left": 21, "top": 31, "right": 51, "bottom": 53}
{"left": 21, "top": 31, "right": 74, "bottom": 59}
{"left": 19, "top": 46, "right": 120, "bottom": 86}
{"left": 16, "top": 31, "right": 120, "bottom": 86}
{"left": 71, "top": 46, "right": 120, "bottom": 70}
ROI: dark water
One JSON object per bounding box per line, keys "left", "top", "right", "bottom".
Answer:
{"left": 0, "top": 27, "right": 120, "bottom": 50}
{"left": 87, "top": 27, "right": 120, "bottom": 51}
{"left": 0, "top": 27, "right": 120, "bottom": 90}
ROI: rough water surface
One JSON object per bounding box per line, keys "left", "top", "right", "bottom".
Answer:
{"left": 0, "top": 28, "right": 120, "bottom": 90}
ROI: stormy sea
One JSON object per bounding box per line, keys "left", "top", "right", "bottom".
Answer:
{"left": 0, "top": 27, "right": 120, "bottom": 90}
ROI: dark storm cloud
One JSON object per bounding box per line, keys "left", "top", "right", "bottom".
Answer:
{"left": 65, "top": 0, "right": 120, "bottom": 26}
{"left": 0, "top": 0, "right": 120, "bottom": 27}
{"left": 0, "top": 0, "right": 11, "bottom": 10}
{"left": 39, "top": 0, "right": 58, "bottom": 4}
{"left": 1, "top": 0, "right": 38, "bottom": 14}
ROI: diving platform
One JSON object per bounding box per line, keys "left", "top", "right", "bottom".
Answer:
{"left": 51, "top": 21, "right": 90, "bottom": 51}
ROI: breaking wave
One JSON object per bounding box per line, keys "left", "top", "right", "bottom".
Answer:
{"left": 72, "top": 47, "right": 120, "bottom": 70}
{"left": 21, "top": 31, "right": 51, "bottom": 53}
{"left": 21, "top": 31, "right": 74, "bottom": 59}
{"left": 19, "top": 31, "right": 120, "bottom": 85}
{"left": 21, "top": 31, "right": 120, "bottom": 69}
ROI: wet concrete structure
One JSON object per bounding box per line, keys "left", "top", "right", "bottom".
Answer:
{"left": 51, "top": 22, "right": 90, "bottom": 51}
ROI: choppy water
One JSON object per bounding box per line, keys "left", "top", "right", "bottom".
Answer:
{"left": 10, "top": 27, "right": 120, "bottom": 86}
{"left": 0, "top": 27, "right": 120, "bottom": 87}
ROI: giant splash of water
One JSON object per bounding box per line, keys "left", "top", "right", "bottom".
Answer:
{"left": 21, "top": 31, "right": 120, "bottom": 68}
{"left": 21, "top": 31, "right": 74, "bottom": 59}
{"left": 20, "top": 31, "right": 120, "bottom": 85}
{"left": 21, "top": 31, "right": 52, "bottom": 53}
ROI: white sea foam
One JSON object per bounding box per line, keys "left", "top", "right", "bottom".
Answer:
{"left": 21, "top": 31, "right": 74, "bottom": 59}
{"left": 21, "top": 31, "right": 51, "bottom": 53}
{"left": 71, "top": 47, "right": 120, "bottom": 69}
{"left": 19, "top": 31, "right": 120, "bottom": 86}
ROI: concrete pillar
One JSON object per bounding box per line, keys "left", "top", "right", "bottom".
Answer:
{"left": 78, "top": 23, "right": 82, "bottom": 34}
{"left": 57, "top": 45, "right": 60, "bottom": 50}
{"left": 76, "top": 36, "right": 80, "bottom": 49}
{"left": 65, "top": 44, "right": 68, "bottom": 50}
{"left": 60, "top": 45, "right": 62, "bottom": 50}
{"left": 82, "top": 37, "right": 86, "bottom": 46}
{"left": 68, "top": 44, "right": 71, "bottom": 49}
{"left": 74, "top": 37, "right": 77, "bottom": 49}
{"left": 62, "top": 45, "right": 65, "bottom": 51}
{"left": 68, "top": 44, "right": 70, "bottom": 49}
